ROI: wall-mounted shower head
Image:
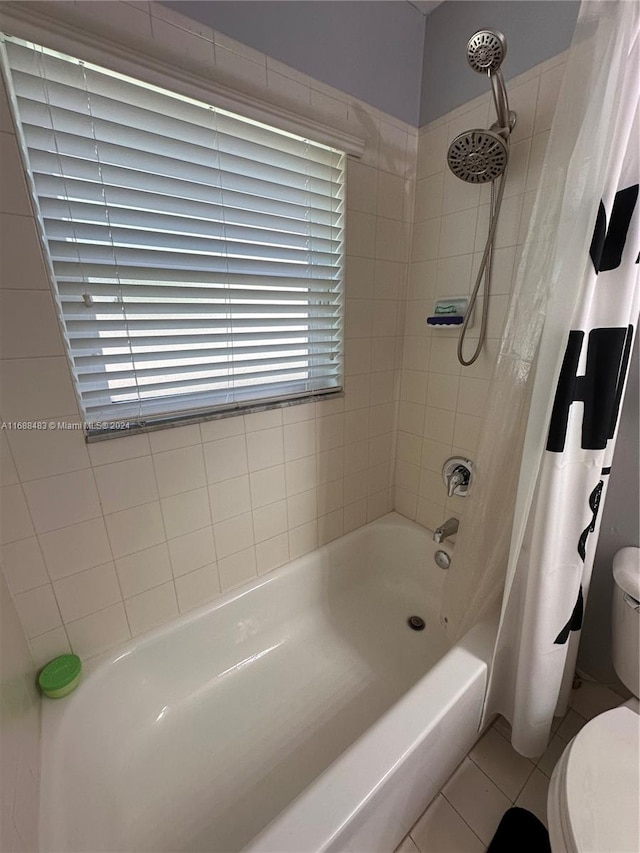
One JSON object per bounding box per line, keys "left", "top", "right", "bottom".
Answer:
{"left": 466, "top": 30, "right": 507, "bottom": 74}
{"left": 447, "top": 129, "right": 508, "bottom": 184}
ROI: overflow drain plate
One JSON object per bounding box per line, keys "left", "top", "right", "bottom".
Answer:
{"left": 435, "top": 550, "right": 451, "bottom": 570}
{"left": 407, "top": 615, "right": 426, "bottom": 631}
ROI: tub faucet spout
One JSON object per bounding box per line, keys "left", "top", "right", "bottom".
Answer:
{"left": 433, "top": 517, "right": 459, "bottom": 543}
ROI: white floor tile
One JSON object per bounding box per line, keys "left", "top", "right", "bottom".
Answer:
{"left": 556, "top": 708, "right": 587, "bottom": 742}
{"left": 394, "top": 835, "right": 420, "bottom": 853}
{"left": 442, "top": 757, "right": 511, "bottom": 845}
{"left": 404, "top": 683, "right": 613, "bottom": 852}
{"left": 537, "top": 733, "right": 567, "bottom": 778}
{"left": 411, "top": 793, "right": 484, "bottom": 853}
{"left": 515, "top": 768, "right": 550, "bottom": 828}
{"left": 550, "top": 713, "right": 564, "bottom": 734}
{"left": 469, "top": 726, "right": 536, "bottom": 800}
{"left": 569, "top": 681, "right": 623, "bottom": 721}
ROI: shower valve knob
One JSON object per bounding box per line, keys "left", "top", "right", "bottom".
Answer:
{"left": 442, "top": 457, "right": 473, "bottom": 498}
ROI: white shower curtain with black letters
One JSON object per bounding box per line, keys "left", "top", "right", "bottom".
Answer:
{"left": 441, "top": 0, "right": 640, "bottom": 758}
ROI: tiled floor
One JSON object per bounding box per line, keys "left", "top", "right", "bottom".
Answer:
{"left": 395, "top": 680, "right": 625, "bottom": 853}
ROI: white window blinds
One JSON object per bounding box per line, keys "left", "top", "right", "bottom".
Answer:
{"left": 1, "top": 35, "right": 345, "bottom": 436}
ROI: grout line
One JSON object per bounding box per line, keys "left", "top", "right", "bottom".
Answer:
{"left": 438, "top": 790, "right": 488, "bottom": 847}
{"left": 30, "top": 596, "right": 124, "bottom": 641}
{"left": 5, "top": 469, "right": 75, "bottom": 651}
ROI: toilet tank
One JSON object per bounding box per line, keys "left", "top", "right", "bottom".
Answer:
{"left": 612, "top": 547, "right": 640, "bottom": 697}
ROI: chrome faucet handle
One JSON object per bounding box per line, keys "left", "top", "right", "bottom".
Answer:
{"left": 442, "top": 457, "right": 473, "bottom": 498}
{"left": 447, "top": 466, "right": 468, "bottom": 497}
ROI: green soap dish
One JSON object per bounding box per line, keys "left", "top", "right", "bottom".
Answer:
{"left": 38, "top": 654, "right": 82, "bottom": 699}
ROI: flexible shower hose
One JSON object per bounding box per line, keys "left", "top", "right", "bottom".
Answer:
{"left": 457, "top": 153, "right": 509, "bottom": 367}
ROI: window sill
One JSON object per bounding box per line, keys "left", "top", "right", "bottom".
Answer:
{"left": 84, "top": 389, "right": 344, "bottom": 442}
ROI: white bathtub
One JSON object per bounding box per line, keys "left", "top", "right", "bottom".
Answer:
{"left": 40, "top": 513, "right": 497, "bottom": 853}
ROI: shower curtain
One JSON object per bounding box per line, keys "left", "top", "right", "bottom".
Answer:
{"left": 441, "top": 0, "right": 640, "bottom": 757}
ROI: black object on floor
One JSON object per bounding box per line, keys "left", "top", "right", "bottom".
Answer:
{"left": 487, "top": 807, "right": 552, "bottom": 853}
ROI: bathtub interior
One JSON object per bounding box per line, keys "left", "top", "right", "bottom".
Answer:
{"left": 40, "top": 514, "right": 457, "bottom": 853}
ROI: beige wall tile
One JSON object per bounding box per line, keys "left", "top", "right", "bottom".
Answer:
{"left": 174, "top": 563, "right": 220, "bottom": 613}
{"left": 168, "top": 526, "right": 216, "bottom": 577}
{"left": 0, "top": 291, "right": 64, "bottom": 360}
{"left": 105, "top": 501, "right": 165, "bottom": 560}
{"left": 23, "top": 471, "right": 101, "bottom": 535}
{"left": 153, "top": 446, "right": 206, "bottom": 499}
{"left": 208, "top": 475, "right": 251, "bottom": 523}
{"left": 160, "top": 488, "right": 211, "bottom": 540}
{"left": 125, "top": 581, "right": 178, "bottom": 637}
{"left": 217, "top": 547, "right": 257, "bottom": 592}
{"left": 116, "top": 543, "right": 173, "bottom": 598}
{"left": 94, "top": 457, "right": 159, "bottom": 514}
{"left": 288, "top": 520, "right": 318, "bottom": 560}
{"left": 0, "top": 571, "right": 40, "bottom": 852}
{"left": 0, "top": 484, "right": 35, "bottom": 544}
{"left": 13, "top": 583, "right": 62, "bottom": 638}
{"left": 0, "top": 358, "right": 79, "bottom": 421}
{"left": 53, "top": 562, "right": 121, "bottom": 623}
{"left": 148, "top": 424, "right": 201, "bottom": 454}
{"left": 65, "top": 602, "right": 130, "bottom": 658}
{"left": 249, "top": 464, "right": 286, "bottom": 508}
{"left": 7, "top": 415, "right": 90, "bottom": 482}
{"left": 395, "top": 54, "right": 554, "bottom": 528}
{"left": 0, "top": 132, "right": 32, "bottom": 217}
{"left": 39, "top": 518, "right": 113, "bottom": 581}
{"left": 0, "top": 537, "right": 48, "bottom": 595}
{"left": 255, "top": 533, "right": 289, "bottom": 575}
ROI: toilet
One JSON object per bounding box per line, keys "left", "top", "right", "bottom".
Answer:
{"left": 547, "top": 547, "right": 640, "bottom": 853}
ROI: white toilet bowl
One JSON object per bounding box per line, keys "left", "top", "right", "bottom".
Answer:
{"left": 548, "top": 704, "right": 640, "bottom": 853}
{"left": 547, "top": 547, "right": 640, "bottom": 852}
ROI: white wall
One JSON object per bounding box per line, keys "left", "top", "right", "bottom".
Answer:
{"left": 0, "top": 0, "right": 415, "bottom": 663}
{"left": 394, "top": 51, "right": 568, "bottom": 531}
{"left": 0, "top": 571, "right": 40, "bottom": 853}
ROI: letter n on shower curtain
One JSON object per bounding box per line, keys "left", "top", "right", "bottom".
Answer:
{"left": 486, "top": 1, "right": 640, "bottom": 758}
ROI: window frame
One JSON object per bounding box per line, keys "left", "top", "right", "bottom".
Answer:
{"left": 0, "top": 9, "right": 364, "bottom": 440}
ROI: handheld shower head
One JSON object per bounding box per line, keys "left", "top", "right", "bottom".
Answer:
{"left": 466, "top": 29, "right": 514, "bottom": 136}
{"left": 447, "top": 129, "right": 508, "bottom": 184}
{"left": 466, "top": 30, "right": 507, "bottom": 74}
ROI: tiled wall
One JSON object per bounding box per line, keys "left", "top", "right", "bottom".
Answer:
{"left": 0, "top": 571, "right": 40, "bottom": 853}
{"left": 393, "top": 52, "right": 567, "bottom": 532}
{"left": 0, "top": 1, "right": 415, "bottom": 662}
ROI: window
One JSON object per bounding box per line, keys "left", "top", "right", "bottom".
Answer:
{"left": 1, "top": 35, "right": 345, "bottom": 438}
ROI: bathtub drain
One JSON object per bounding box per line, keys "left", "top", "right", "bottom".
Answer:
{"left": 407, "top": 615, "right": 426, "bottom": 631}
